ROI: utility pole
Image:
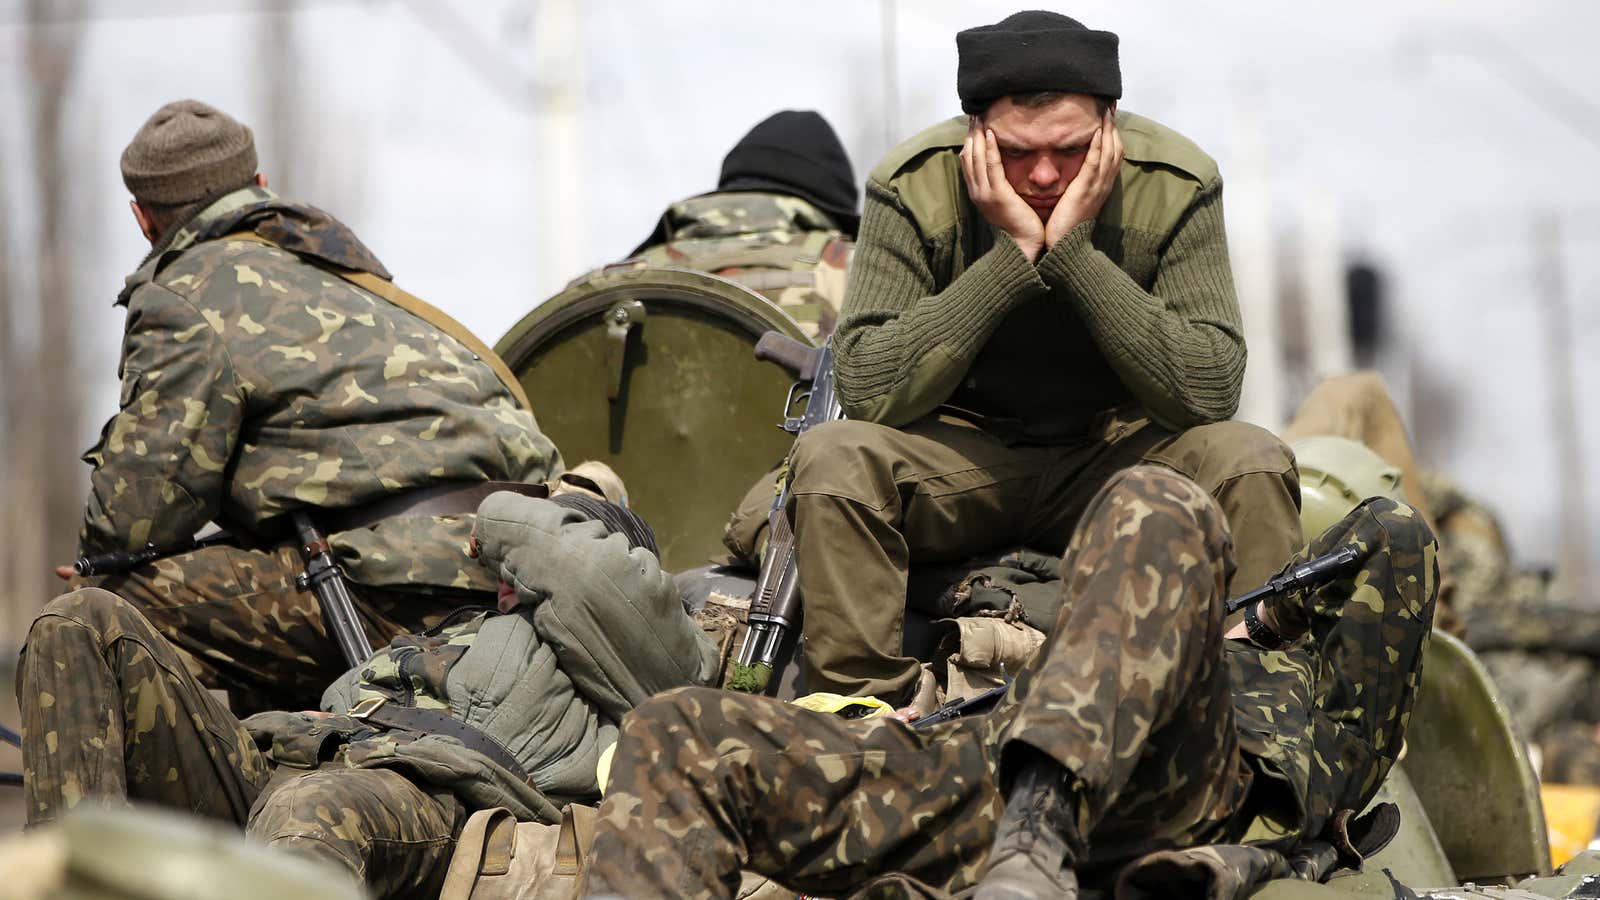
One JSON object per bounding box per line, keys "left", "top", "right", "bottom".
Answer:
{"left": 534, "top": 0, "right": 585, "bottom": 299}
{"left": 1298, "top": 191, "right": 1354, "bottom": 383}
{"left": 1534, "top": 211, "right": 1592, "bottom": 603}
{"left": 1228, "top": 94, "right": 1283, "bottom": 432}
{"left": 881, "top": 0, "right": 899, "bottom": 150}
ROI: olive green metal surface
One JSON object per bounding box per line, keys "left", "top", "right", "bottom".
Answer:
{"left": 1357, "top": 763, "right": 1456, "bottom": 889}
{"left": 1405, "top": 631, "right": 1551, "bottom": 882}
{"left": 496, "top": 266, "right": 812, "bottom": 571}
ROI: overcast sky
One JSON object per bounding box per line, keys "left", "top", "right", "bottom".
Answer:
{"left": 2, "top": 0, "right": 1598, "bottom": 580}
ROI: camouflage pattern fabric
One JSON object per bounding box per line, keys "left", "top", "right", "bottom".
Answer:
{"left": 632, "top": 192, "right": 853, "bottom": 339}
{"left": 79, "top": 542, "right": 481, "bottom": 716}
{"left": 580, "top": 466, "right": 1437, "bottom": 899}
{"left": 16, "top": 587, "right": 272, "bottom": 825}
{"left": 250, "top": 767, "right": 464, "bottom": 898}
{"left": 978, "top": 464, "right": 1253, "bottom": 879}
{"left": 17, "top": 586, "right": 475, "bottom": 899}
{"left": 87, "top": 183, "right": 561, "bottom": 593}
{"left": 1229, "top": 495, "right": 1437, "bottom": 847}
{"left": 1421, "top": 471, "right": 1512, "bottom": 622}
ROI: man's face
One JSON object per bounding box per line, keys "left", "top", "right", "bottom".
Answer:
{"left": 980, "top": 94, "right": 1107, "bottom": 221}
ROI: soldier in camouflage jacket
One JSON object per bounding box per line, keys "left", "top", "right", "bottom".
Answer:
{"left": 627, "top": 110, "right": 857, "bottom": 340}
{"left": 61, "top": 100, "right": 560, "bottom": 714}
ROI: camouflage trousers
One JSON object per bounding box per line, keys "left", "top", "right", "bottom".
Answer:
{"left": 16, "top": 588, "right": 465, "bottom": 899}
{"left": 584, "top": 466, "right": 1435, "bottom": 898}
{"left": 75, "top": 542, "right": 484, "bottom": 715}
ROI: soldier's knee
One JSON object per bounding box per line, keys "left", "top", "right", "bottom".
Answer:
{"left": 791, "top": 419, "right": 876, "bottom": 475}
{"left": 789, "top": 419, "right": 900, "bottom": 499}
{"left": 1159, "top": 420, "right": 1297, "bottom": 485}
{"left": 28, "top": 588, "right": 137, "bottom": 646}
{"left": 248, "top": 772, "right": 364, "bottom": 871}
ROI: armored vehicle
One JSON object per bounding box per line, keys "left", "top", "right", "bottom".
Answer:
{"left": 494, "top": 268, "right": 1577, "bottom": 897}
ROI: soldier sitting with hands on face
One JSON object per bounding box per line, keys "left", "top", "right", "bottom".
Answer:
{"left": 721, "top": 10, "right": 1303, "bottom": 709}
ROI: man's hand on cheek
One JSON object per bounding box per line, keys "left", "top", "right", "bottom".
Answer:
{"left": 1045, "top": 110, "right": 1123, "bottom": 249}
{"left": 961, "top": 117, "right": 1045, "bottom": 262}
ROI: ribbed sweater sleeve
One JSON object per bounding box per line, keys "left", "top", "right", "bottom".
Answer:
{"left": 1036, "top": 176, "right": 1245, "bottom": 429}
{"left": 833, "top": 182, "right": 1048, "bottom": 425}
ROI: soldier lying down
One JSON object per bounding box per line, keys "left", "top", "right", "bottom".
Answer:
{"left": 16, "top": 492, "right": 720, "bottom": 899}
{"left": 579, "top": 466, "right": 1439, "bottom": 900}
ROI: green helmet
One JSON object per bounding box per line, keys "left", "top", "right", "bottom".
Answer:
{"left": 1292, "top": 435, "right": 1405, "bottom": 539}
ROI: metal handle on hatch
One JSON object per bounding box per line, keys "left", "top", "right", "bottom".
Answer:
{"left": 605, "top": 301, "right": 646, "bottom": 401}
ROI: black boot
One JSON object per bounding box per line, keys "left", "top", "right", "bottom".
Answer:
{"left": 975, "top": 757, "right": 1081, "bottom": 899}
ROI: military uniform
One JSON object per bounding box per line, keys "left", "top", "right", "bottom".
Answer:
{"left": 73, "top": 184, "right": 561, "bottom": 713}
{"left": 751, "top": 113, "right": 1303, "bottom": 703}
{"left": 582, "top": 466, "right": 1438, "bottom": 899}
{"left": 18, "top": 493, "right": 718, "bottom": 899}
{"left": 630, "top": 192, "right": 853, "bottom": 340}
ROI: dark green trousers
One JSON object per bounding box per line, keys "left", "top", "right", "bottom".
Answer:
{"left": 729, "top": 409, "right": 1303, "bottom": 702}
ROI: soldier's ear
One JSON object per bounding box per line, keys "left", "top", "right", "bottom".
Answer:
{"left": 130, "top": 199, "right": 159, "bottom": 244}
{"left": 254, "top": 172, "right": 268, "bottom": 189}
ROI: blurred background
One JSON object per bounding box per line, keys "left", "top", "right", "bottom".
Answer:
{"left": 1, "top": 0, "right": 1597, "bottom": 656}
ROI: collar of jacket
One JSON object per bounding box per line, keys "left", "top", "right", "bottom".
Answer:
{"left": 628, "top": 191, "right": 842, "bottom": 257}
{"left": 117, "top": 185, "right": 392, "bottom": 306}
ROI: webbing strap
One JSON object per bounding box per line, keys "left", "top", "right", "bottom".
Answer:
{"left": 221, "top": 230, "right": 533, "bottom": 411}
{"left": 350, "top": 697, "right": 532, "bottom": 783}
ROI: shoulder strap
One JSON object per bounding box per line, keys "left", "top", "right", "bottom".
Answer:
{"left": 554, "top": 804, "right": 599, "bottom": 876}
{"left": 221, "top": 230, "right": 533, "bottom": 411}
{"left": 438, "top": 806, "right": 517, "bottom": 899}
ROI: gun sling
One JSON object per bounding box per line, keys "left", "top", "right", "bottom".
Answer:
{"left": 349, "top": 696, "right": 532, "bottom": 784}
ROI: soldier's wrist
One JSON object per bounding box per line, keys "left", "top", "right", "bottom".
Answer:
{"left": 1245, "top": 601, "right": 1293, "bottom": 650}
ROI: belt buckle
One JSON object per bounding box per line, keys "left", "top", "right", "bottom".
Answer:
{"left": 348, "top": 696, "right": 386, "bottom": 720}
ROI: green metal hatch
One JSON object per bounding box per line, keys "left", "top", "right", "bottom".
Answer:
{"left": 495, "top": 266, "right": 812, "bottom": 571}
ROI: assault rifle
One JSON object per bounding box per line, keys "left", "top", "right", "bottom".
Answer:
{"left": 292, "top": 512, "right": 375, "bottom": 669}
{"left": 73, "top": 534, "right": 233, "bottom": 577}
{"left": 728, "top": 332, "right": 845, "bottom": 694}
{"left": 911, "top": 545, "right": 1365, "bottom": 728}
{"left": 1224, "top": 545, "right": 1361, "bottom": 616}
{"left": 73, "top": 515, "right": 373, "bottom": 670}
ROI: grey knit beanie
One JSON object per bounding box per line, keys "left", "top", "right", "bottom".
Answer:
{"left": 120, "top": 100, "right": 257, "bottom": 205}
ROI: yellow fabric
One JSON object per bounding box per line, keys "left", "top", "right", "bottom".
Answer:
{"left": 221, "top": 230, "right": 533, "bottom": 412}
{"left": 789, "top": 692, "right": 894, "bottom": 719}
{"left": 1542, "top": 782, "right": 1600, "bottom": 867}
{"left": 595, "top": 741, "right": 617, "bottom": 796}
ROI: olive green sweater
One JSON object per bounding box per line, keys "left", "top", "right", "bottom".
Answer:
{"left": 833, "top": 112, "right": 1245, "bottom": 441}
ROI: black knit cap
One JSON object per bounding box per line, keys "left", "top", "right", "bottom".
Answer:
{"left": 717, "top": 110, "right": 860, "bottom": 235}
{"left": 956, "top": 10, "right": 1121, "bottom": 115}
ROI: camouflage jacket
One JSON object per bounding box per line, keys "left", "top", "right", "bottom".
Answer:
{"left": 245, "top": 492, "right": 719, "bottom": 822}
{"left": 632, "top": 191, "right": 853, "bottom": 339}
{"left": 85, "top": 186, "right": 562, "bottom": 591}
